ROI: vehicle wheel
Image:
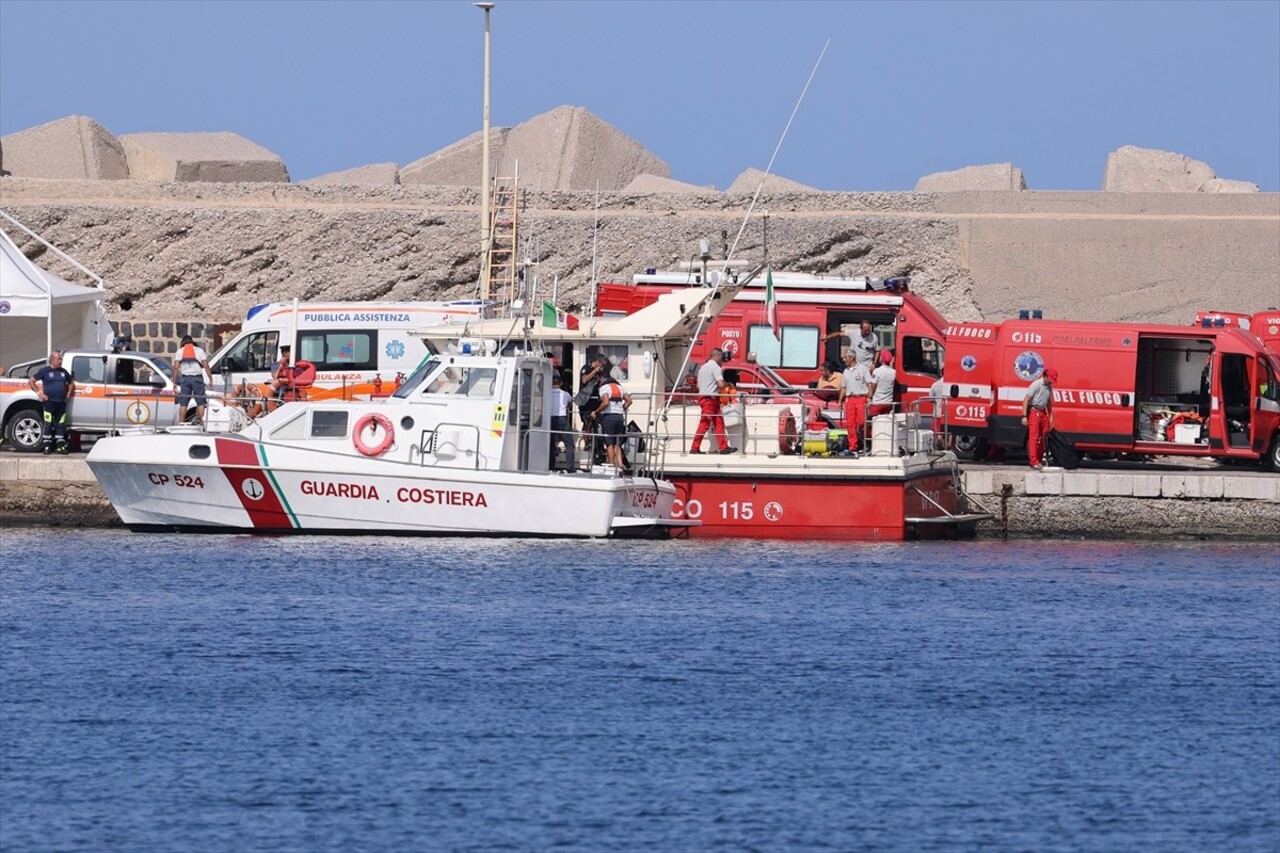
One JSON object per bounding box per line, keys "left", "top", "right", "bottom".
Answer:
{"left": 1267, "top": 433, "right": 1280, "bottom": 473}
{"left": 5, "top": 408, "right": 45, "bottom": 453}
{"left": 953, "top": 434, "right": 989, "bottom": 462}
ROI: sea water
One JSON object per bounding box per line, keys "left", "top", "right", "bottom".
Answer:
{"left": 1, "top": 531, "right": 1277, "bottom": 852}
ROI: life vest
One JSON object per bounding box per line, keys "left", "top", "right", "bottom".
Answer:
{"left": 599, "top": 380, "right": 626, "bottom": 415}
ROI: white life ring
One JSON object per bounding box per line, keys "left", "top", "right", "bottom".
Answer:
{"left": 353, "top": 412, "right": 395, "bottom": 456}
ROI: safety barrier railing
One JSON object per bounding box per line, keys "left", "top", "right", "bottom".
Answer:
{"left": 624, "top": 390, "right": 955, "bottom": 461}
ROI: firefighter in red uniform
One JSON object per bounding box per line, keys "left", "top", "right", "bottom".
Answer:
{"left": 1022, "top": 367, "right": 1057, "bottom": 469}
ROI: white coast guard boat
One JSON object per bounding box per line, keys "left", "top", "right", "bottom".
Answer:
{"left": 86, "top": 347, "right": 687, "bottom": 537}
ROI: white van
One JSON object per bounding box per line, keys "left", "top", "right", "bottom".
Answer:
{"left": 208, "top": 300, "right": 489, "bottom": 400}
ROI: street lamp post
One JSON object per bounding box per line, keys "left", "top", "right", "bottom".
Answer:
{"left": 475, "top": 2, "right": 494, "bottom": 302}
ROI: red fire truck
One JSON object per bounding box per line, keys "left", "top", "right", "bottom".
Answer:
{"left": 1195, "top": 309, "right": 1280, "bottom": 355}
{"left": 595, "top": 267, "right": 950, "bottom": 409}
{"left": 942, "top": 317, "right": 1280, "bottom": 470}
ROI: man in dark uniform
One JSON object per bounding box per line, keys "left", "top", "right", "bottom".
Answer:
{"left": 29, "top": 350, "right": 76, "bottom": 454}
{"left": 578, "top": 353, "right": 608, "bottom": 466}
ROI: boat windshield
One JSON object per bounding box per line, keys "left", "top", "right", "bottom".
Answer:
{"left": 391, "top": 358, "right": 499, "bottom": 399}
{"left": 392, "top": 357, "right": 440, "bottom": 399}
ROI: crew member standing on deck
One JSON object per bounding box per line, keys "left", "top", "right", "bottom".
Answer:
{"left": 594, "top": 372, "right": 632, "bottom": 472}
{"left": 172, "top": 334, "right": 211, "bottom": 425}
{"left": 29, "top": 350, "right": 75, "bottom": 454}
{"left": 867, "top": 349, "right": 897, "bottom": 417}
{"left": 1022, "top": 367, "right": 1056, "bottom": 469}
{"left": 550, "top": 372, "right": 577, "bottom": 472}
{"left": 690, "top": 348, "right": 735, "bottom": 455}
{"left": 838, "top": 350, "right": 870, "bottom": 449}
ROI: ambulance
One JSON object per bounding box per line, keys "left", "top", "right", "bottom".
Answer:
{"left": 208, "top": 299, "right": 489, "bottom": 400}
{"left": 594, "top": 266, "right": 949, "bottom": 410}
{"left": 942, "top": 317, "right": 1280, "bottom": 470}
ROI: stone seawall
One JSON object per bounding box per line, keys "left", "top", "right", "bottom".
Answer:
{"left": 1, "top": 180, "right": 1276, "bottom": 332}
{"left": 3, "top": 456, "right": 1276, "bottom": 540}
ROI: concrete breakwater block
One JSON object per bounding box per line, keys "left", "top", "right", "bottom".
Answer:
{"left": 0, "top": 115, "right": 129, "bottom": 180}
{"left": 302, "top": 162, "right": 400, "bottom": 186}
{"left": 915, "top": 163, "right": 1027, "bottom": 192}
{"left": 121, "top": 132, "right": 289, "bottom": 183}
{"left": 1103, "top": 145, "right": 1258, "bottom": 193}
{"left": 402, "top": 105, "right": 669, "bottom": 192}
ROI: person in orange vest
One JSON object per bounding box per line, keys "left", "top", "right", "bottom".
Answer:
{"left": 172, "top": 335, "right": 211, "bottom": 425}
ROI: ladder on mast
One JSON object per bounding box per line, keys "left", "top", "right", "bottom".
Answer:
{"left": 487, "top": 170, "right": 519, "bottom": 307}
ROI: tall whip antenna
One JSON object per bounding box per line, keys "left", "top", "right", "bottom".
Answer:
{"left": 658, "top": 38, "right": 831, "bottom": 423}
{"left": 727, "top": 37, "right": 830, "bottom": 263}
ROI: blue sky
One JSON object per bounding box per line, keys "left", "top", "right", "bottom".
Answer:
{"left": 2, "top": 0, "right": 1277, "bottom": 191}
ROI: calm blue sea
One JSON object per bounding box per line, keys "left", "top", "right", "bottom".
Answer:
{"left": 1, "top": 531, "right": 1277, "bottom": 852}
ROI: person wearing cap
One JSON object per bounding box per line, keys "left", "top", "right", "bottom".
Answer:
{"left": 867, "top": 349, "right": 897, "bottom": 417}
{"left": 1022, "top": 367, "right": 1057, "bottom": 469}
{"left": 172, "top": 334, "right": 210, "bottom": 425}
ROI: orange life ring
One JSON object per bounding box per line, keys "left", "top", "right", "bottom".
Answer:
{"left": 353, "top": 412, "right": 395, "bottom": 456}
{"left": 778, "top": 408, "right": 798, "bottom": 454}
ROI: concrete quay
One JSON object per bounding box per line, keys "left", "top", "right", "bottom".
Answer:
{"left": 1, "top": 454, "right": 1276, "bottom": 540}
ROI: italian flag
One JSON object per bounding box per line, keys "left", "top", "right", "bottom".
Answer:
{"left": 766, "top": 267, "right": 780, "bottom": 340}
{"left": 542, "top": 301, "right": 580, "bottom": 330}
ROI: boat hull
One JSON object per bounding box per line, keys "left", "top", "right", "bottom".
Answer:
{"left": 88, "top": 434, "right": 679, "bottom": 538}
{"left": 666, "top": 469, "right": 971, "bottom": 541}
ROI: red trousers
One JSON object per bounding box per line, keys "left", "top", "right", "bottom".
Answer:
{"left": 692, "top": 395, "right": 728, "bottom": 451}
{"left": 1027, "top": 408, "right": 1050, "bottom": 466}
{"left": 843, "top": 396, "right": 867, "bottom": 448}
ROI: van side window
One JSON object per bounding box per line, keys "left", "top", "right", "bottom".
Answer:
{"left": 1261, "top": 360, "right": 1279, "bottom": 403}
{"left": 901, "top": 336, "right": 944, "bottom": 378}
{"left": 301, "top": 330, "right": 377, "bottom": 371}
{"left": 71, "top": 356, "right": 105, "bottom": 384}
{"left": 220, "top": 331, "right": 279, "bottom": 372}
{"left": 747, "top": 324, "right": 820, "bottom": 370}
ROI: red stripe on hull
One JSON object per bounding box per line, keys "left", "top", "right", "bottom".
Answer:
{"left": 214, "top": 437, "right": 294, "bottom": 529}
{"left": 667, "top": 473, "right": 959, "bottom": 541}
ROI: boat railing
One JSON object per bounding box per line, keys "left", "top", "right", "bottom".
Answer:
{"left": 413, "top": 421, "right": 484, "bottom": 469}
{"left": 647, "top": 390, "right": 952, "bottom": 460}
{"left": 536, "top": 418, "right": 669, "bottom": 478}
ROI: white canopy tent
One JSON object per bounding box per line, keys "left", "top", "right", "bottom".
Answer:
{"left": 0, "top": 215, "right": 112, "bottom": 368}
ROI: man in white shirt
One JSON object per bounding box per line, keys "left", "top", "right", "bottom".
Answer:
{"left": 867, "top": 349, "right": 897, "bottom": 417}
{"left": 827, "top": 320, "right": 878, "bottom": 372}
{"left": 690, "top": 348, "right": 735, "bottom": 454}
{"left": 550, "top": 372, "right": 576, "bottom": 471}
{"left": 837, "top": 350, "right": 871, "bottom": 449}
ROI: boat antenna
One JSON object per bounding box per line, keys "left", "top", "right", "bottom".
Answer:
{"left": 657, "top": 38, "right": 831, "bottom": 423}
{"left": 589, "top": 178, "right": 601, "bottom": 316}
{"left": 727, "top": 37, "right": 829, "bottom": 263}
